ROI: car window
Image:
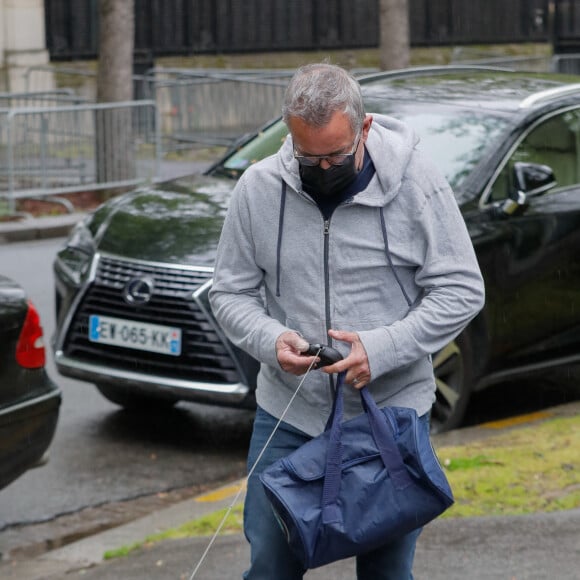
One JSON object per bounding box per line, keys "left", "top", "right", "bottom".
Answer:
{"left": 217, "top": 105, "right": 508, "bottom": 193}
{"left": 361, "top": 93, "right": 509, "bottom": 191}
{"left": 223, "top": 120, "right": 289, "bottom": 173}
{"left": 488, "top": 109, "right": 580, "bottom": 202}
{"left": 366, "top": 103, "right": 507, "bottom": 190}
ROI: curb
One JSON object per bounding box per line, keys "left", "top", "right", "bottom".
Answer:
{"left": 0, "top": 479, "right": 247, "bottom": 579}
{"left": 41, "top": 479, "right": 246, "bottom": 568}
{"left": 432, "top": 399, "right": 580, "bottom": 447}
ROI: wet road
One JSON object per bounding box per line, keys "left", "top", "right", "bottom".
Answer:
{"left": 0, "top": 237, "right": 253, "bottom": 529}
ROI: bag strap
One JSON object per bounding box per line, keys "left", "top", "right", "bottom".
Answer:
{"left": 321, "top": 372, "right": 346, "bottom": 523}
{"left": 359, "top": 387, "right": 412, "bottom": 488}
{"left": 322, "top": 371, "right": 413, "bottom": 524}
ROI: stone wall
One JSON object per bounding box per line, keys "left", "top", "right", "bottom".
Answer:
{"left": 0, "top": 0, "right": 51, "bottom": 92}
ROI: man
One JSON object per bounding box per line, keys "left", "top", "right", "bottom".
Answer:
{"left": 209, "top": 63, "right": 484, "bottom": 579}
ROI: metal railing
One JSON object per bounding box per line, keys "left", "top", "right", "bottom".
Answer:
{"left": 0, "top": 100, "right": 160, "bottom": 213}
{"left": 450, "top": 50, "right": 553, "bottom": 72}
{"left": 551, "top": 54, "right": 580, "bottom": 74}
{"left": 0, "top": 89, "right": 88, "bottom": 108}
{"left": 24, "top": 66, "right": 292, "bottom": 149}
{"left": 450, "top": 51, "right": 580, "bottom": 74}
{"left": 151, "top": 68, "right": 293, "bottom": 150}
{"left": 24, "top": 65, "right": 97, "bottom": 90}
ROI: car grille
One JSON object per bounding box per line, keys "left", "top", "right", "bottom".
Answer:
{"left": 63, "top": 255, "right": 241, "bottom": 384}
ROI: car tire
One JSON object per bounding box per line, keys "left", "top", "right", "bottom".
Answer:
{"left": 95, "top": 383, "right": 178, "bottom": 411}
{"left": 431, "top": 332, "right": 473, "bottom": 434}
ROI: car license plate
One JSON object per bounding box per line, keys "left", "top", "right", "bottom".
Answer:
{"left": 89, "top": 315, "right": 182, "bottom": 356}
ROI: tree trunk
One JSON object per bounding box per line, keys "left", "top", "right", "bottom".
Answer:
{"left": 379, "top": 0, "right": 411, "bottom": 71}
{"left": 96, "top": 0, "right": 135, "bottom": 186}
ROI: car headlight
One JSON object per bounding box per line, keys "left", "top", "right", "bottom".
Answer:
{"left": 55, "top": 219, "right": 96, "bottom": 286}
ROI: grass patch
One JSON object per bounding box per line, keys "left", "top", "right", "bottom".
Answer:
{"left": 104, "top": 414, "right": 579, "bottom": 560}
{"left": 103, "top": 503, "right": 244, "bottom": 560}
{"left": 440, "top": 415, "right": 580, "bottom": 518}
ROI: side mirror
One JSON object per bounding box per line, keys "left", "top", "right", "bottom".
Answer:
{"left": 496, "top": 162, "right": 557, "bottom": 217}
{"left": 513, "top": 161, "right": 556, "bottom": 196}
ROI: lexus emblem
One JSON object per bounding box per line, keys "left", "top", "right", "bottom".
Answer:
{"left": 123, "top": 277, "right": 154, "bottom": 305}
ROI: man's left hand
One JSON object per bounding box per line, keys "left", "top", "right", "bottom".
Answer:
{"left": 322, "top": 329, "right": 371, "bottom": 389}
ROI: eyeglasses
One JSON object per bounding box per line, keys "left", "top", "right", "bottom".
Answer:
{"left": 293, "top": 134, "right": 361, "bottom": 167}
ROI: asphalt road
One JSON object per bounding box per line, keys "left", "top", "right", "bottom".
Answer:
{"left": 0, "top": 237, "right": 253, "bottom": 530}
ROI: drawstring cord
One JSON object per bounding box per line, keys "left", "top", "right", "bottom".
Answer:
{"left": 276, "top": 181, "right": 287, "bottom": 297}
{"left": 379, "top": 207, "right": 413, "bottom": 308}
{"left": 188, "top": 347, "right": 322, "bottom": 579}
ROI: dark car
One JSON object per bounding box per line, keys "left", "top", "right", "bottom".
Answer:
{"left": 0, "top": 275, "right": 61, "bottom": 490}
{"left": 53, "top": 66, "right": 580, "bottom": 433}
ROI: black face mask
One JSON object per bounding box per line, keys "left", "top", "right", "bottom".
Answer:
{"left": 299, "top": 155, "right": 359, "bottom": 197}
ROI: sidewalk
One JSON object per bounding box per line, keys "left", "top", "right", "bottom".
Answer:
{"left": 0, "top": 159, "right": 212, "bottom": 245}
{"left": 0, "top": 212, "right": 84, "bottom": 245}
{"left": 1, "top": 401, "right": 579, "bottom": 580}
{"left": 5, "top": 508, "right": 577, "bottom": 579}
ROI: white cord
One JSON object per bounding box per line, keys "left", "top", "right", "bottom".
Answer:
{"left": 188, "top": 349, "right": 322, "bottom": 579}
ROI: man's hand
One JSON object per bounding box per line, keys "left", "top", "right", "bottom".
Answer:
{"left": 275, "top": 331, "right": 317, "bottom": 375}
{"left": 321, "top": 329, "right": 371, "bottom": 389}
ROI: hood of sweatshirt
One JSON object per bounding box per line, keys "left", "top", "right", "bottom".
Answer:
{"left": 278, "top": 114, "right": 420, "bottom": 205}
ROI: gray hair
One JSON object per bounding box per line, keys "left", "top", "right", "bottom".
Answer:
{"left": 282, "top": 63, "right": 365, "bottom": 134}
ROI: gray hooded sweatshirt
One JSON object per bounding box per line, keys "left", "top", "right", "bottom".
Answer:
{"left": 209, "top": 114, "right": 485, "bottom": 437}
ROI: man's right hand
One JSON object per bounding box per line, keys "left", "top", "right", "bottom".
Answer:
{"left": 275, "top": 331, "right": 317, "bottom": 375}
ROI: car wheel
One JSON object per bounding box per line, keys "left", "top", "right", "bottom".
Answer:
{"left": 431, "top": 333, "right": 473, "bottom": 434}
{"left": 96, "top": 383, "right": 178, "bottom": 411}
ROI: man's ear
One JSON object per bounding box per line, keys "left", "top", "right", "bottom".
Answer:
{"left": 362, "top": 114, "right": 373, "bottom": 140}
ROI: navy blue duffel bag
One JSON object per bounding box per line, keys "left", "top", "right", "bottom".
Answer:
{"left": 259, "top": 371, "right": 454, "bottom": 569}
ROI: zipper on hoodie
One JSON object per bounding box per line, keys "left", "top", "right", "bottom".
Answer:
{"left": 323, "top": 217, "right": 335, "bottom": 400}
{"left": 323, "top": 218, "right": 332, "bottom": 336}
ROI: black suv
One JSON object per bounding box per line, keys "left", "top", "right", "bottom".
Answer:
{"left": 53, "top": 67, "right": 580, "bottom": 432}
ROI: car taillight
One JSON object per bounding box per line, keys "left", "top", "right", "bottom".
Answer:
{"left": 16, "top": 301, "right": 46, "bottom": 369}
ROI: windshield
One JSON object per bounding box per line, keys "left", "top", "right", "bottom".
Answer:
{"left": 218, "top": 121, "right": 289, "bottom": 179}
{"left": 218, "top": 99, "right": 509, "bottom": 191}
{"left": 364, "top": 100, "right": 510, "bottom": 189}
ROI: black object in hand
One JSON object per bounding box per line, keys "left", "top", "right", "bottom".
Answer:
{"left": 305, "top": 344, "right": 343, "bottom": 368}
